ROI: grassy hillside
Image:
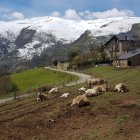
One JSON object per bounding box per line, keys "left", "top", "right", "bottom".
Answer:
{"left": 0, "top": 66, "right": 139, "bottom": 140}
{"left": 85, "top": 66, "right": 140, "bottom": 93}
{"left": 10, "top": 68, "right": 78, "bottom": 92}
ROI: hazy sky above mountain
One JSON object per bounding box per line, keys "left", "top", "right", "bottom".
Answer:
{"left": 0, "top": 0, "right": 139, "bottom": 21}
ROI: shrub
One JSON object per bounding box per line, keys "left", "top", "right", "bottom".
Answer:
{"left": 0, "top": 76, "right": 18, "bottom": 94}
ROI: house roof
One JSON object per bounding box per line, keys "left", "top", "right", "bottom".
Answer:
{"left": 104, "top": 32, "right": 138, "bottom": 46}
{"left": 118, "top": 48, "right": 140, "bottom": 60}
{"left": 116, "top": 33, "right": 137, "bottom": 41}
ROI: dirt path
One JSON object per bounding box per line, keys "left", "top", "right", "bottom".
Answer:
{"left": 0, "top": 68, "right": 91, "bottom": 104}
{"left": 0, "top": 94, "right": 34, "bottom": 104}
{"left": 44, "top": 67, "right": 91, "bottom": 86}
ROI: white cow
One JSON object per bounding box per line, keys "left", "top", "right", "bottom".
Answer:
{"left": 94, "top": 84, "right": 109, "bottom": 92}
{"left": 114, "top": 83, "right": 128, "bottom": 93}
{"left": 48, "top": 87, "right": 58, "bottom": 94}
{"left": 78, "top": 87, "right": 86, "bottom": 93}
{"left": 84, "top": 87, "right": 100, "bottom": 97}
{"left": 60, "top": 93, "right": 70, "bottom": 98}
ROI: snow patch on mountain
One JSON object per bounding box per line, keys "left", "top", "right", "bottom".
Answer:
{"left": 0, "top": 16, "right": 140, "bottom": 59}
{"left": 91, "top": 17, "right": 140, "bottom": 36}
{"left": 18, "top": 41, "right": 40, "bottom": 58}
{"left": 1, "top": 16, "right": 140, "bottom": 43}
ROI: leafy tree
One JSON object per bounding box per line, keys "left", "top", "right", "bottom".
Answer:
{"left": 100, "top": 51, "right": 107, "bottom": 60}
{"left": 69, "top": 51, "right": 78, "bottom": 60}
{"left": 71, "top": 56, "right": 82, "bottom": 69}
{"left": 53, "top": 59, "right": 58, "bottom": 66}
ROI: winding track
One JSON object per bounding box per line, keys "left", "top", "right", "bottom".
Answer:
{"left": 44, "top": 67, "right": 91, "bottom": 86}
{"left": 0, "top": 67, "right": 91, "bottom": 104}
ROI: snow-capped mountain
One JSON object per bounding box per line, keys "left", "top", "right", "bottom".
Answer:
{"left": 0, "top": 16, "right": 140, "bottom": 59}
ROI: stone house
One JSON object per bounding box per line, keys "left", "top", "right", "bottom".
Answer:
{"left": 56, "top": 57, "right": 70, "bottom": 71}
{"left": 57, "top": 61, "right": 70, "bottom": 71}
{"left": 113, "top": 49, "right": 140, "bottom": 67}
{"left": 104, "top": 33, "right": 140, "bottom": 59}
{"left": 104, "top": 32, "right": 140, "bottom": 67}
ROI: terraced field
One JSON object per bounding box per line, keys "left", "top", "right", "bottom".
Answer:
{"left": 0, "top": 66, "right": 140, "bottom": 140}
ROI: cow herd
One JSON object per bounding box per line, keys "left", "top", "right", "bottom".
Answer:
{"left": 36, "top": 77, "right": 128, "bottom": 107}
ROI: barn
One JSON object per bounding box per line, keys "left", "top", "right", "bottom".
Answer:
{"left": 113, "top": 49, "right": 140, "bottom": 67}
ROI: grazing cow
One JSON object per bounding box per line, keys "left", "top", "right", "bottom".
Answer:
{"left": 84, "top": 87, "right": 100, "bottom": 97}
{"left": 60, "top": 93, "right": 70, "bottom": 98}
{"left": 48, "top": 87, "right": 58, "bottom": 94}
{"left": 71, "top": 95, "right": 90, "bottom": 107}
{"left": 78, "top": 87, "right": 86, "bottom": 93}
{"left": 114, "top": 83, "right": 128, "bottom": 93}
{"left": 88, "top": 77, "right": 107, "bottom": 88}
{"left": 37, "top": 92, "right": 48, "bottom": 101}
{"left": 94, "top": 84, "right": 109, "bottom": 92}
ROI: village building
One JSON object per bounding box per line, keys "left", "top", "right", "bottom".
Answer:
{"left": 104, "top": 32, "right": 140, "bottom": 67}
{"left": 56, "top": 57, "right": 70, "bottom": 71}
{"left": 104, "top": 33, "right": 140, "bottom": 58}
{"left": 57, "top": 61, "right": 70, "bottom": 71}
{"left": 113, "top": 49, "right": 140, "bottom": 67}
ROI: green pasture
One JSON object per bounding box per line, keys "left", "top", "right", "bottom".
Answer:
{"left": 10, "top": 68, "right": 78, "bottom": 92}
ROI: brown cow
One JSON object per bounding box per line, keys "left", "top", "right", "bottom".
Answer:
{"left": 71, "top": 95, "right": 90, "bottom": 107}
{"left": 88, "top": 77, "right": 107, "bottom": 88}
{"left": 37, "top": 92, "right": 48, "bottom": 101}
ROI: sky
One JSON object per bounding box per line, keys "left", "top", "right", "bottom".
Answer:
{"left": 0, "top": 0, "right": 140, "bottom": 21}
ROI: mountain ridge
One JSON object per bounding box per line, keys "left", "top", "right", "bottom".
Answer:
{"left": 0, "top": 16, "right": 140, "bottom": 69}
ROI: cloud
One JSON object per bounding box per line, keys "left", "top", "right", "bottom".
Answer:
{"left": 79, "top": 8, "right": 134, "bottom": 19}
{"left": 0, "top": 6, "right": 25, "bottom": 21}
{"left": 0, "top": 6, "right": 12, "bottom": 13}
{"left": 93, "top": 8, "right": 134, "bottom": 18}
{"left": 63, "top": 9, "right": 81, "bottom": 20}
{"left": 49, "top": 8, "right": 134, "bottom": 20}
{"left": 11, "top": 12, "right": 25, "bottom": 20}
{"left": 3, "top": 11, "right": 25, "bottom": 20}
{"left": 50, "top": 11, "right": 61, "bottom": 17}
{"left": 79, "top": 10, "right": 93, "bottom": 19}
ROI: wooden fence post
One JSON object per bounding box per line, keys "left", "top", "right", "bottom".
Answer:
{"left": 63, "top": 82, "right": 65, "bottom": 87}
{"left": 14, "top": 91, "right": 17, "bottom": 100}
